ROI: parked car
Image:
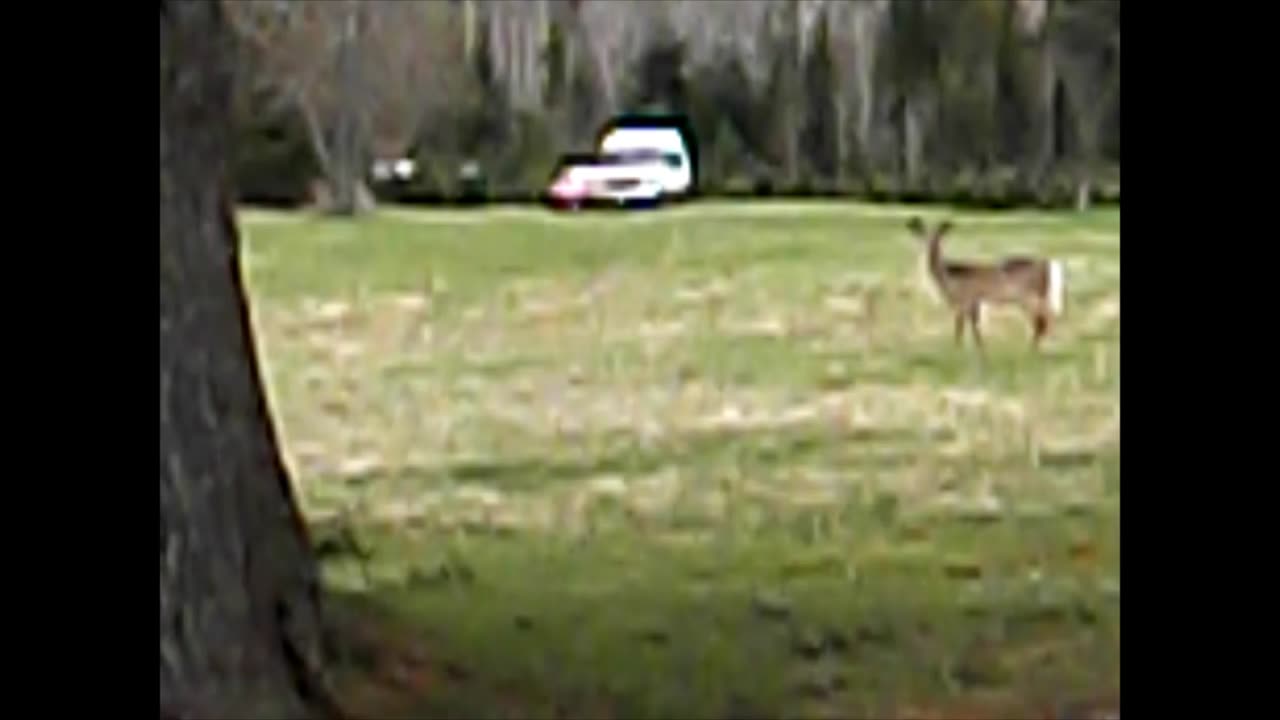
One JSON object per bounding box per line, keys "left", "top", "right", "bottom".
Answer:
{"left": 545, "top": 152, "right": 669, "bottom": 210}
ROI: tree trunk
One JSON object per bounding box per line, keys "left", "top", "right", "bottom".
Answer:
{"left": 1074, "top": 110, "right": 1099, "bottom": 212}
{"left": 851, "top": 2, "right": 882, "bottom": 174}
{"left": 903, "top": 93, "right": 924, "bottom": 189}
{"left": 834, "top": 93, "right": 847, "bottom": 184}
{"left": 1075, "top": 175, "right": 1091, "bottom": 212}
{"left": 331, "top": 2, "right": 363, "bottom": 216}
{"left": 585, "top": 26, "right": 617, "bottom": 116}
{"left": 1035, "top": 41, "right": 1058, "bottom": 184}
{"left": 777, "top": 1, "right": 801, "bottom": 188}
{"left": 160, "top": 2, "right": 338, "bottom": 718}
{"left": 463, "top": 0, "right": 477, "bottom": 61}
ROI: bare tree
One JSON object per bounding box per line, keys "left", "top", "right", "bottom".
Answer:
{"left": 1015, "top": 0, "right": 1119, "bottom": 208}
{"left": 160, "top": 2, "right": 338, "bottom": 717}
{"left": 227, "top": 1, "right": 366, "bottom": 214}
{"left": 1051, "top": 1, "right": 1120, "bottom": 210}
{"left": 482, "top": 0, "right": 553, "bottom": 111}
{"left": 759, "top": 0, "right": 803, "bottom": 186}
{"left": 879, "top": 0, "right": 945, "bottom": 188}
{"left": 574, "top": 0, "right": 638, "bottom": 119}
{"left": 1018, "top": 0, "right": 1059, "bottom": 184}
{"left": 227, "top": 1, "right": 462, "bottom": 215}
{"left": 846, "top": 1, "right": 892, "bottom": 174}
{"left": 361, "top": 2, "right": 463, "bottom": 158}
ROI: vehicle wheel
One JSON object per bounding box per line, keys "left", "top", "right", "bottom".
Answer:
{"left": 625, "top": 196, "right": 661, "bottom": 211}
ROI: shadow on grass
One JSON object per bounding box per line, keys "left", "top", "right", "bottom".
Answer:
{"left": 313, "top": 482, "right": 1118, "bottom": 717}
{"left": 322, "top": 579, "right": 1120, "bottom": 720}
{"left": 1038, "top": 448, "right": 1100, "bottom": 470}
{"left": 334, "top": 424, "right": 950, "bottom": 493}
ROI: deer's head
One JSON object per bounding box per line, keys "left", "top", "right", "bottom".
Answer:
{"left": 906, "top": 217, "right": 954, "bottom": 245}
{"left": 906, "top": 216, "right": 927, "bottom": 238}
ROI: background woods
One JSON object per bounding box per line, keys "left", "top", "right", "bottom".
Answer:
{"left": 227, "top": 0, "right": 1119, "bottom": 212}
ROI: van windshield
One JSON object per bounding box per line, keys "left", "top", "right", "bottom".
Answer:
{"left": 611, "top": 149, "right": 684, "bottom": 168}
{"left": 553, "top": 150, "right": 683, "bottom": 173}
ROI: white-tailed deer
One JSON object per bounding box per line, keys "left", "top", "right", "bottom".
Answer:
{"left": 907, "top": 216, "right": 1065, "bottom": 351}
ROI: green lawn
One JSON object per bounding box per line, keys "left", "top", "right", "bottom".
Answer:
{"left": 241, "top": 201, "right": 1120, "bottom": 720}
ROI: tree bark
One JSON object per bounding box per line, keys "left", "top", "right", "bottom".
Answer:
{"left": 160, "top": 2, "right": 338, "bottom": 718}
{"left": 850, "top": 2, "right": 881, "bottom": 174}
{"left": 1035, "top": 30, "right": 1058, "bottom": 185}
{"left": 833, "top": 92, "right": 847, "bottom": 184}
{"left": 903, "top": 93, "right": 924, "bottom": 189}
{"left": 463, "top": 0, "right": 477, "bottom": 62}
{"left": 773, "top": 1, "right": 801, "bottom": 188}
{"left": 331, "top": 1, "right": 363, "bottom": 216}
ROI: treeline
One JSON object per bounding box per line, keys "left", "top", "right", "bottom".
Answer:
{"left": 229, "top": 0, "right": 1119, "bottom": 212}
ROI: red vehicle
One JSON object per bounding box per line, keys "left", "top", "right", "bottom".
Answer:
{"left": 543, "top": 152, "right": 667, "bottom": 211}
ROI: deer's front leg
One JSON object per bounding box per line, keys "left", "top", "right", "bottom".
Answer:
{"left": 968, "top": 305, "right": 985, "bottom": 353}
{"left": 954, "top": 311, "right": 967, "bottom": 346}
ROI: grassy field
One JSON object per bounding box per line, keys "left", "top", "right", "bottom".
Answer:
{"left": 240, "top": 201, "right": 1120, "bottom": 720}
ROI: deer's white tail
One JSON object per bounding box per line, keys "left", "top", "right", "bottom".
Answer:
{"left": 1047, "top": 260, "right": 1066, "bottom": 316}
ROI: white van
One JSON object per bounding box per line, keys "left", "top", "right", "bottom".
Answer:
{"left": 597, "top": 125, "right": 693, "bottom": 200}
{"left": 544, "top": 118, "right": 696, "bottom": 210}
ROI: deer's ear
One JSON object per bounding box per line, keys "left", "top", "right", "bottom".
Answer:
{"left": 935, "top": 220, "right": 954, "bottom": 237}
{"left": 906, "top": 217, "right": 926, "bottom": 236}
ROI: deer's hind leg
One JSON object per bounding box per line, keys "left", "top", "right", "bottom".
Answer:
{"left": 1031, "top": 313, "right": 1050, "bottom": 349}
{"left": 1026, "top": 301, "right": 1051, "bottom": 350}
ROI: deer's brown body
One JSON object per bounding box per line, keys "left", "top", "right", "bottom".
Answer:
{"left": 908, "top": 217, "right": 1065, "bottom": 351}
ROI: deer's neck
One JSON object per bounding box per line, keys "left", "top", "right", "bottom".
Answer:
{"left": 918, "top": 238, "right": 948, "bottom": 303}
{"left": 926, "top": 238, "right": 949, "bottom": 285}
